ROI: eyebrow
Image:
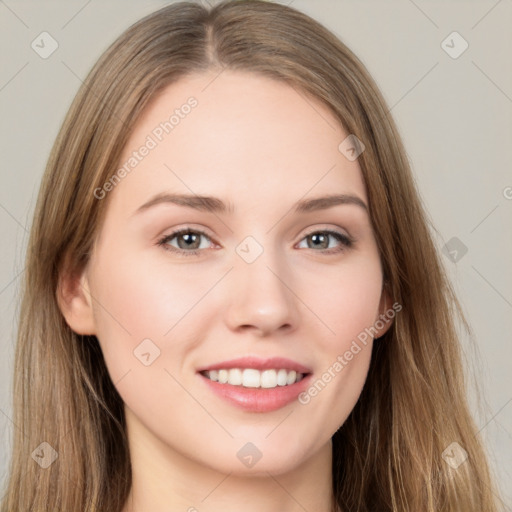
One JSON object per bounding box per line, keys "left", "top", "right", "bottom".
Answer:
{"left": 134, "top": 192, "right": 368, "bottom": 215}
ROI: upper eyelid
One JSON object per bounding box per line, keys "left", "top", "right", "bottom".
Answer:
{"left": 302, "top": 226, "right": 350, "bottom": 238}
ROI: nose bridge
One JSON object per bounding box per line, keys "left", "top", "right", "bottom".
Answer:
{"left": 225, "top": 234, "right": 299, "bottom": 334}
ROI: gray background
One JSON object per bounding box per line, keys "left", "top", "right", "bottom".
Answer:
{"left": 1, "top": 0, "right": 511, "bottom": 507}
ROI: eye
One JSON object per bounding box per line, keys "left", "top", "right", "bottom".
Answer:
{"left": 157, "top": 228, "right": 214, "bottom": 257}
{"left": 297, "top": 229, "right": 353, "bottom": 254}
{"left": 157, "top": 227, "right": 354, "bottom": 257}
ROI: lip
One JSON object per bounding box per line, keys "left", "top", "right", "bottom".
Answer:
{"left": 196, "top": 356, "right": 313, "bottom": 413}
{"left": 196, "top": 356, "right": 312, "bottom": 374}
{"left": 199, "top": 372, "right": 312, "bottom": 413}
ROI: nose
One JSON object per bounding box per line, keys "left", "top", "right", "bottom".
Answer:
{"left": 224, "top": 250, "right": 301, "bottom": 337}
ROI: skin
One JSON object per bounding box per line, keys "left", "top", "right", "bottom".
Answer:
{"left": 59, "top": 70, "right": 392, "bottom": 512}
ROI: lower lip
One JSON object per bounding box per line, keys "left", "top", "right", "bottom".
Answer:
{"left": 199, "top": 373, "right": 312, "bottom": 412}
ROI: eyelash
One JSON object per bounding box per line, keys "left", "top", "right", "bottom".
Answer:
{"left": 156, "top": 227, "right": 354, "bottom": 257}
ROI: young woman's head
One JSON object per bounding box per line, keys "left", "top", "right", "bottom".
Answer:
{"left": 2, "top": 1, "right": 501, "bottom": 511}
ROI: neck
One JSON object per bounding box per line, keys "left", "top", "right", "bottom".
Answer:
{"left": 121, "top": 408, "right": 336, "bottom": 512}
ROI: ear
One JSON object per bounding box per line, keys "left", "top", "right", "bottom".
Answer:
{"left": 373, "top": 284, "right": 395, "bottom": 340}
{"left": 57, "top": 261, "right": 96, "bottom": 335}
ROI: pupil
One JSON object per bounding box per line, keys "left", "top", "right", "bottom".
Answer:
{"left": 311, "top": 233, "right": 327, "bottom": 249}
{"left": 181, "top": 233, "right": 198, "bottom": 249}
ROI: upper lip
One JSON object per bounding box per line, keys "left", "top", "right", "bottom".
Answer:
{"left": 197, "top": 356, "right": 312, "bottom": 374}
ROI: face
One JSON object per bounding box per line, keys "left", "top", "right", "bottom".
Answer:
{"left": 70, "top": 70, "right": 391, "bottom": 476}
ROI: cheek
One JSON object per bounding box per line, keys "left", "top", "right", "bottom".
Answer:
{"left": 87, "top": 251, "right": 214, "bottom": 426}
{"left": 90, "top": 246, "right": 214, "bottom": 337}
{"left": 87, "top": 246, "right": 215, "bottom": 384}
{"left": 308, "top": 256, "right": 384, "bottom": 348}
{"left": 296, "top": 257, "right": 381, "bottom": 422}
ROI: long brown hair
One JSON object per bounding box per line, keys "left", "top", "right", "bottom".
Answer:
{"left": 1, "top": 1, "right": 502, "bottom": 510}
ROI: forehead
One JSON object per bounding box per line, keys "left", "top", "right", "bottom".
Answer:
{"left": 111, "top": 70, "right": 368, "bottom": 213}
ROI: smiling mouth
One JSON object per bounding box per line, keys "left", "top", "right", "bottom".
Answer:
{"left": 200, "top": 368, "right": 307, "bottom": 389}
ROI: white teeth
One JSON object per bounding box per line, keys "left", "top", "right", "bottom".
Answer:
{"left": 229, "top": 368, "right": 243, "bottom": 385}
{"left": 276, "top": 369, "right": 288, "bottom": 386}
{"left": 286, "top": 370, "right": 297, "bottom": 385}
{"left": 218, "top": 369, "right": 229, "bottom": 384}
{"left": 242, "top": 369, "right": 260, "bottom": 388}
{"left": 260, "top": 369, "right": 276, "bottom": 388}
{"left": 203, "top": 368, "right": 305, "bottom": 388}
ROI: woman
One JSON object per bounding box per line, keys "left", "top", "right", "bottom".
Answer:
{"left": 1, "top": 1, "right": 502, "bottom": 510}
